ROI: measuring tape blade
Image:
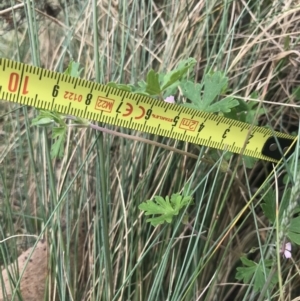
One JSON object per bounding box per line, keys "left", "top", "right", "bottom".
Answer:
{"left": 0, "top": 58, "right": 296, "bottom": 162}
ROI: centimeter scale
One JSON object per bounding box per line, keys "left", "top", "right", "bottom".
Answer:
{"left": 0, "top": 58, "right": 297, "bottom": 163}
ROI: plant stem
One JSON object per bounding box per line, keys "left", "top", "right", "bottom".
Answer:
{"left": 92, "top": 0, "right": 113, "bottom": 298}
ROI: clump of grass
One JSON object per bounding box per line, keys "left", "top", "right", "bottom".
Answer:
{"left": 0, "top": 1, "right": 300, "bottom": 301}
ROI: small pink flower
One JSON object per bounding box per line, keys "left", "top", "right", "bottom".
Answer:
{"left": 282, "top": 242, "right": 292, "bottom": 259}
{"left": 164, "top": 96, "right": 175, "bottom": 104}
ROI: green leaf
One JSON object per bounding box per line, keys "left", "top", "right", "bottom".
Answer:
{"left": 224, "top": 108, "right": 238, "bottom": 121}
{"left": 242, "top": 155, "right": 257, "bottom": 169}
{"left": 204, "top": 97, "right": 239, "bottom": 113}
{"left": 37, "top": 110, "right": 66, "bottom": 126}
{"left": 180, "top": 80, "right": 202, "bottom": 105}
{"left": 279, "top": 188, "right": 291, "bottom": 221}
{"left": 133, "top": 80, "right": 150, "bottom": 94}
{"left": 244, "top": 96, "right": 265, "bottom": 125}
{"left": 289, "top": 216, "right": 300, "bottom": 232}
{"left": 32, "top": 117, "right": 54, "bottom": 126}
{"left": 161, "top": 58, "right": 196, "bottom": 91}
{"left": 224, "top": 99, "right": 250, "bottom": 121}
{"left": 138, "top": 193, "right": 192, "bottom": 226}
{"left": 294, "top": 207, "right": 300, "bottom": 214}
{"left": 32, "top": 110, "right": 66, "bottom": 127}
{"left": 260, "top": 187, "right": 292, "bottom": 225}
{"left": 72, "top": 117, "right": 90, "bottom": 126}
{"left": 51, "top": 126, "right": 67, "bottom": 159}
{"left": 64, "top": 61, "right": 82, "bottom": 77}
{"left": 236, "top": 260, "right": 256, "bottom": 283}
{"left": 287, "top": 231, "right": 300, "bottom": 245}
{"left": 240, "top": 256, "right": 255, "bottom": 267}
{"left": 139, "top": 196, "right": 173, "bottom": 215}
{"left": 236, "top": 257, "right": 277, "bottom": 292}
{"left": 202, "top": 71, "right": 228, "bottom": 108}
{"left": 107, "top": 82, "right": 132, "bottom": 92}
{"left": 180, "top": 72, "right": 239, "bottom": 114}
{"left": 137, "top": 80, "right": 147, "bottom": 89}
{"left": 235, "top": 98, "right": 249, "bottom": 112}
{"left": 261, "top": 189, "right": 276, "bottom": 223}
{"left": 145, "top": 69, "right": 161, "bottom": 95}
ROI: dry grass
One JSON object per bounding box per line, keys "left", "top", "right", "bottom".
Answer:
{"left": 0, "top": 0, "right": 300, "bottom": 300}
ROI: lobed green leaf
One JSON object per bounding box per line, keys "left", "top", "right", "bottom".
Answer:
{"left": 138, "top": 193, "right": 192, "bottom": 226}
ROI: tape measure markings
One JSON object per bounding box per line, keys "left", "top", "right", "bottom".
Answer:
{"left": 0, "top": 58, "right": 297, "bottom": 162}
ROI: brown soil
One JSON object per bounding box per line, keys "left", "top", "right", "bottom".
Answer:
{"left": 0, "top": 240, "right": 48, "bottom": 301}
{"left": 0, "top": 213, "right": 88, "bottom": 301}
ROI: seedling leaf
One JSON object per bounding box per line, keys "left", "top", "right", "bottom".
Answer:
{"left": 287, "top": 216, "right": 300, "bottom": 245}
{"left": 236, "top": 257, "right": 276, "bottom": 292}
{"left": 180, "top": 80, "right": 202, "bottom": 105}
{"left": 180, "top": 72, "right": 239, "bottom": 113}
{"left": 261, "top": 189, "right": 276, "bottom": 223}
{"left": 287, "top": 232, "right": 300, "bottom": 245}
{"left": 145, "top": 69, "right": 161, "bottom": 95}
{"left": 204, "top": 97, "right": 239, "bottom": 113}
{"left": 161, "top": 58, "right": 196, "bottom": 91}
{"left": 107, "top": 82, "right": 132, "bottom": 92}
{"left": 64, "top": 61, "right": 82, "bottom": 77}
{"left": 289, "top": 216, "right": 300, "bottom": 232}
{"left": 202, "top": 71, "right": 228, "bottom": 107}
{"left": 51, "top": 126, "right": 67, "bottom": 159}
{"left": 32, "top": 117, "right": 54, "bottom": 126}
{"left": 139, "top": 193, "right": 192, "bottom": 226}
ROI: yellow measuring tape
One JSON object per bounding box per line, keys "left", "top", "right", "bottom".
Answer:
{"left": 0, "top": 58, "right": 297, "bottom": 162}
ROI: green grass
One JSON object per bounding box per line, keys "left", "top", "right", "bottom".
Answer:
{"left": 0, "top": 0, "right": 300, "bottom": 300}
